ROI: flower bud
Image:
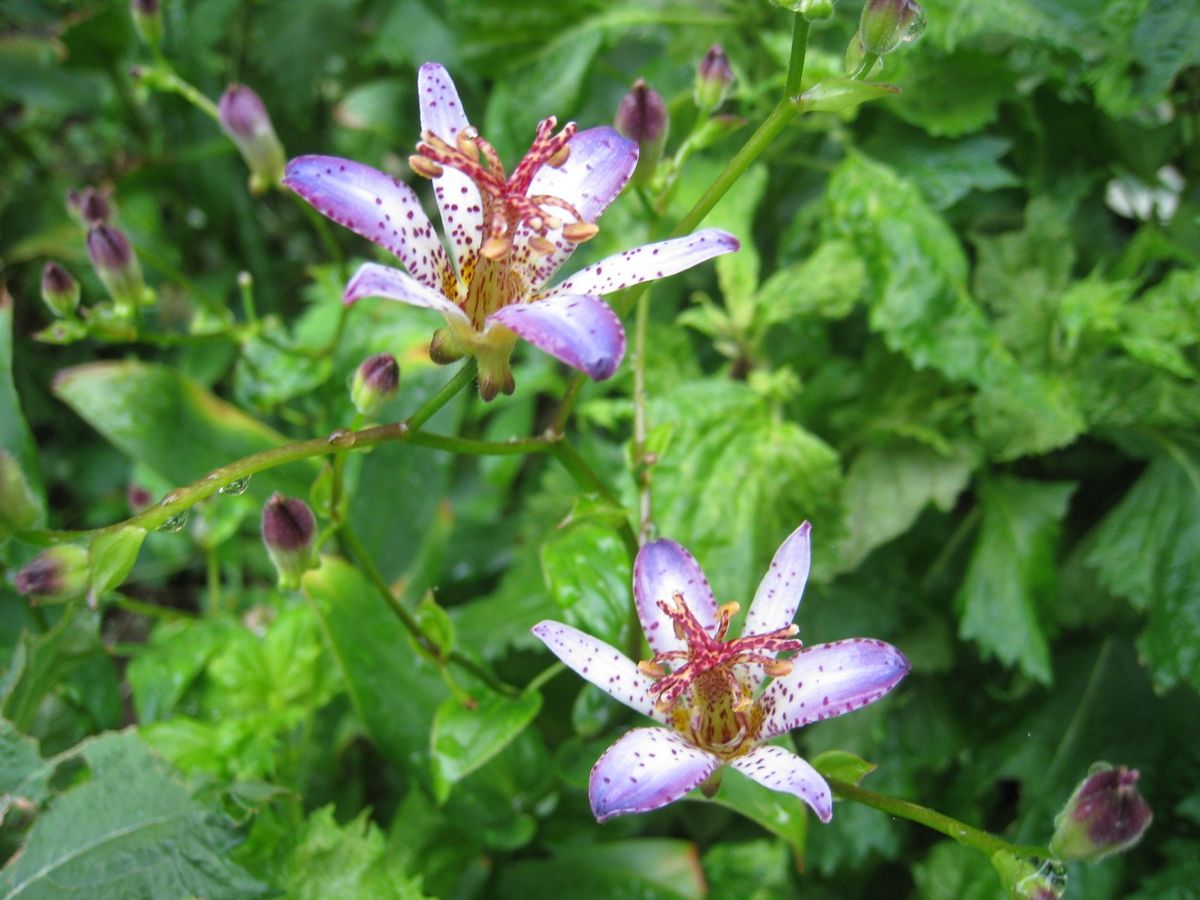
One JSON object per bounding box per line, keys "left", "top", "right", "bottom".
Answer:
{"left": 1050, "top": 764, "right": 1152, "bottom": 862}
{"left": 218, "top": 84, "right": 286, "bottom": 193}
{"left": 130, "top": 0, "right": 163, "bottom": 47}
{"left": 351, "top": 352, "right": 400, "bottom": 415}
{"left": 858, "top": 0, "right": 926, "bottom": 58}
{"left": 694, "top": 45, "right": 734, "bottom": 112}
{"left": 66, "top": 187, "right": 113, "bottom": 226}
{"left": 87, "top": 223, "right": 145, "bottom": 312}
{"left": 40, "top": 262, "right": 80, "bottom": 317}
{"left": 14, "top": 545, "right": 90, "bottom": 604}
{"left": 261, "top": 493, "right": 317, "bottom": 590}
{"left": 615, "top": 80, "right": 669, "bottom": 184}
{"left": 127, "top": 483, "right": 154, "bottom": 514}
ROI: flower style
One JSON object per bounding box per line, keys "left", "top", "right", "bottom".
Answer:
{"left": 532, "top": 523, "right": 910, "bottom": 823}
{"left": 284, "top": 63, "right": 738, "bottom": 400}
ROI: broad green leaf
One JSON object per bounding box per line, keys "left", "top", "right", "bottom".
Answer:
{"left": 495, "top": 839, "right": 705, "bottom": 900}
{"left": 0, "top": 730, "right": 268, "bottom": 898}
{"left": 1087, "top": 448, "right": 1200, "bottom": 690}
{"left": 885, "top": 49, "right": 1013, "bottom": 137}
{"left": 431, "top": 689, "right": 542, "bottom": 803}
{"left": 755, "top": 240, "right": 867, "bottom": 324}
{"left": 912, "top": 842, "right": 1005, "bottom": 900}
{"left": 0, "top": 719, "right": 53, "bottom": 821}
{"left": 126, "top": 617, "right": 238, "bottom": 722}
{"left": 811, "top": 749, "right": 877, "bottom": 787}
{"left": 541, "top": 520, "right": 631, "bottom": 648}
{"left": 702, "top": 840, "right": 790, "bottom": 900}
{"left": 302, "top": 556, "right": 445, "bottom": 771}
{"left": 0, "top": 293, "right": 44, "bottom": 523}
{"left": 865, "top": 131, "right": 1018, "bottom": 210}
{"left": 87, "top": 526, "right": 146, "bottom": 600}
{"left": 957, "top": 477, "right": 1075, "bottom": 684}
{"left": 0, "top": 608, "right": 102, "bottom": 732}
{"left": 52, "top": 360, "right": 314, "bottom": 500}
{"left": 707, "top": 764, "right": 809, "bottom": 861}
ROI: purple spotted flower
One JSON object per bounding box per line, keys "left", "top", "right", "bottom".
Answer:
{"left": 532, "top": 523, "right": 909, "bottom": 823}
{"left": 284, "top": 63, "right": 738, "bottom": 400}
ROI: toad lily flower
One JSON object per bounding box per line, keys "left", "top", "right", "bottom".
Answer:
{"left": 284, "top": 63, "right": 738, "bottom": 400}
{"left": 532, "top": 523, "right": 909, "bottom": 823}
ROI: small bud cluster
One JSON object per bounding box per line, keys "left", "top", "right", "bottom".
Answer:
{"left": 351, "top": 353, "right": 400, "bottom": 415}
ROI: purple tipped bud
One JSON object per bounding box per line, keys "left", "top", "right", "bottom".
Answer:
{"left": 261, "top": 493, "right": 317, "bottom": 589}
{"left": 218, "top": 84, "right": 286, "bottom": 193}
{"left": 859, "top": 0, "right": 926, "bottom": 57}
{"left": 130, "top": 0, "right": 162, "bottom": 46}
{"left": 695, "top": 45, "right": 734, "bottom": 112}
{"left": 1051, "top": 765, "right": 1152, "bottom": 862}
{"left": 351, "top": 352, "right": 400, "bottom": 415}
{"left": 87, "top": 223, "right": 145, "bottom": 312}
{"left": 615, "top": 79, "right": 668, "bottom": 184}
{"left": 66, "top": 187, "right": 113, "bottom": 226}
{"left": 41, "top": 262, "right": 80, "bottom": 317}
{"left": 14, "top": 545, "right": 90, "bottom": 604}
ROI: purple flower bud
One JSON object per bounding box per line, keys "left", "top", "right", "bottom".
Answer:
{"left": 1051, "top": 764, "right": 1153, "bottom": 862}
{"left": 695, "top": 45, "right": 734, "bottom": 112}
{"left": 351, "top": 352, "right": 400, "bottom": 415}
{"left": 66, "top": 187, "right": 113, "bottom": 226}
{"left": 858, "top": 0, "right": 926, "bottom": 58}
{"left": 218, "top": 84, "right": 286, "bottom": 193}
{"left": 86, "top": 223, "right": 145, "bottom": 312}
{"left": 130, "top": 0, "right": 162, "bottom": 46}
{"left": 127, "top": 483, "right": 154, "bottom": 514}
{"left": 615, "top": 79, "right": 668, "bottom": 183}
{"left": 14, "top": 545, "right": 90, "bottom": 604}
{"left": 261, "top": 493, "right": 317, "bottom": 589}
{"left": 40, "top": 262, "right": 80, "bottom": 317}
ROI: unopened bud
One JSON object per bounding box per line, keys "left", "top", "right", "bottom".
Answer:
{"left": 0, "top": 451, "right": 40, "bottom": 539}
{"left": 66, "top": 187, "right": 113, "bottom": 226}
{"left": 615, "top": 79, "right": 668, "bottom": 184}
{"left": 1050, "top": 764, "right": 1152, "bottom": 862}
{"left": 129, "top": 0, "right": 163, "bottom": 46}
{"left": 695, "top": 45, "right": 734, "bottom": 112}
{"left": 14, "top": 545, "right": 89, "bottom": 603}
{"left": 87, "top": 224, "right": 145, "bottom": 312}
{"left": 40, "top": 262, "right": 80, "bottom": 317}
{"left": 351, "top": 352, "right": 400, "bottom": 415}
{"left": 858, "top": 0, "right": 926, "bottom": 58}
{"left": 127, "top": 483, "right": 154, "bottom": 514}
{"left": 261, "top": 493, "right": 317, "bottom": 590}
{"left": 218, "top": 84, "right": 286, "bottom": 193}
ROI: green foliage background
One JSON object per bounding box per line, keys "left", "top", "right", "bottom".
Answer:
{"left": 1, "top": 0, "right": 1199, "bottom": 896}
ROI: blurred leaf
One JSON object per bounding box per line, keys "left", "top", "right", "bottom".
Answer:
{"left": 0, "top": 608, "right": 102, "bottom": 733}
{"left": 233, "top": 321, "right": 334, "bottom": 410}
{"left": 755, "top": 240, "right": 867, "bottom": 324}
{"left": 703, "top": 840, "right": 790, "bottom": 900}
{"left": 495, "top": 838, "right": 705, "bottom": 900}
{"left": 912, "top": 841, "right": 1004, "bottom": 900}
{"left": 811, "top": 749, "right": 877, "bottom": 786}
{"left": 371, "top": 1, "right": 460, "bottom": 69}
{"left": 0, "top": 718, "right": 53, "bottom": 820}
{"left": 87, "top": 526, "right": 146, "bottom": 600}
{"left": 52, "top": 361, "right": 315, "bottom": 500}
{"left": 701, "top": 162, "right": 767, "bottom": 327}
{"left": 885, "top": 49, "right": 1012, "bottom": 137}
{"left": 957, "top": 477, "right": 1075, "bottom": 684}
{"left": 127, "top": 618, "right": 237, "bottom": 723}
{"left": 431, "top": 689, "right": 542, "bottom": 803}
{"left": 707, "top": 757, "right": 810, "bottom": 860}
{"left": 541, "top": 520, "right": 631, "bottom": 648}
{"left": 866, "top": 132, "right": 1018, "bottom": 210}
{"left": 0, "top": 293, "right": 44, "bottom": 517}
{"left": 1087, "top": 446, "right": 1200, "bottom": 690}
{"left": 0, "top": 730, "right": 268, "bottom": 898}
{"left": 302, "top": 556, "right": 445, "bottom": 772}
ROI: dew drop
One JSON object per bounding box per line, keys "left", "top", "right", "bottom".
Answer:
{"left": 218, "top": 476, "right": 251, "bottom": 496}
{"left": 159, "top": 510, "right": 190, "bottom": 533}
{"left": 159, "top": 489, "right": 185, "bottom": 505}
{"left": 327, "top": 428, "right": 357, "bottom": 448}
{"left": 901, "top": 8, "right": 927, "bottom": 43}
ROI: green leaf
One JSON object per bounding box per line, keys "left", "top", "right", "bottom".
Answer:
{"left": 302, "top": 556, "right": 445, "bottom": 771}
{"left": 755, "top": 240, "right": 867, "bottom": 324}
{"left": 431, "top": 689, "right": 542, "bottom": 803}
{"left": 707, "top": 763, "right": 809, "bottom": 860}
{"left": 911, "top": 842, "right": 1005, "bottom": 900}
{"left": 811, "top": 749, "right": 877, "bottom": 786}
{"left": 0, "top": 719, "right": 54, "bottom": 821}
{"left": 703, "top": 840, "right": 790, "bottom": 900}
{"left": 0, "top": 608, "right": 103, "bottom": 732}
{"left": 52, "top": 360, "right": 315, "bottom": 500}
{"left": 0, "top": 293, "right": 44, "bottom": 522}
{"left": 885, "top": 49, "right": 1013, "bottom": 137}
{"left": 1087, "top": 448, "right": 1200, "bottom": 690}
{"left": 701, "top": 162, "right": 768, "bottom": 327}
{"left": 957, "top": 477, "right": 1075, "bottom": 684}
{"left": 797, "top": 78, "right": 900, "bottom": 113}
{"left": 864, "top": 131, "right": 1018, "bottom": 210}
{"left": 540, "top": 520, "right": 631, "bottom": 648}
{"left": 126, "top": 617, "right": 237, "bottom": 723}
{"left": 0, "top": 730, "right": 268, "bottom": 898}
{"left": 494, "top": 839, "right": 705, "bottom": 900}
{"left": 87, "top": 526, "right": 146, "bottom": 600}
{"left": 0, "top": 451, "right": 40, "bottom": 543}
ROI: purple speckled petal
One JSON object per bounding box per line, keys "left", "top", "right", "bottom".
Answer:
{"left": 488, "top": 294, "right": 625, "bottom": 380}
{"left": 417, "top": 62, "right": 484, "bottom": 276}
{"left": 343, "top": 263, "right": 469, "bottom": 326}
{"left": 744, "top": 522, "right": 812, "bottom": 640}
{"left": 730, "top": 745, "right": 833, "bottom": 823}
{"left": 633, "top": 540, "right": 719, "bottom": 656}
{"left": 589, "top": 727, "right": 718, "bottom": 823}
{"left": 544, "top": 229, "right": 740, "bottom": 300}
{"left": 514, "top": 127, "right": 640, "bottom": 289}
{"left": 759, "top": 639, "right": 910, "bottom": 740}
{"left": 283, "top": 155, "right": 452, "bottom": 293}
{"left": 531, "top": 621, "right": 665, "bottom": 723}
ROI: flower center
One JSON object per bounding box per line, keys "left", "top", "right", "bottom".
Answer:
{"left": 410, "top": 117, "right": 600, "bottom": 262}
{"left": 639, "top": 592, "right": 802, "bottom": 757}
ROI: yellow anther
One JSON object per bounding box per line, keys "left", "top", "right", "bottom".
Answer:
{"left": 547, "top": 145, "right": 571, "bottom": 168}
{"left": 638, "top": 660, "right": 666, "bottom": 679}
{"left": 455, "top": 128, "right": 480, "bottom": 163}
{"left": 529, "top": 235, "right": 557, "bottom": 256}
{"left": 764, "top": 658, "right": 793, "bottom": 678}
{"left": 718, "top": 601, "right": 741, "bottom": 618}
{"left": 543, "top": 215, "right": 563, "bottom": 231}
{"left": 481, "top": 235, "right": 512, "bottom": 260}
{"left": 408, "top": 154, "right": 444, "bottom": 179}
{"left": 562, "top": 221, "right": 599, "bottom": 243}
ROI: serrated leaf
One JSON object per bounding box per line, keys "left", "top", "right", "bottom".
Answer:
{"left": 0, "top": 730, "right": 268, "bottom": 898}
{"left": 431, "top": 689, "right": 542, "bottom": 803}
{"left": 87, "top": 526, "right": 146, "bottom": 600}
{"left": 957, "top": 477, "right": 1075, "bottom": 684}
{"left": 756, "top": 240, "right": 867, "bottom": 324}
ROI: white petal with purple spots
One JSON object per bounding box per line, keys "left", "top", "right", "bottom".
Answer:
{"left": 730, "top": 744, "right": 833, "bottom": 823}
{"left": 489, "top": 293, "right": 625, "bottom": 381}
{"left": 531, "top": 621, "right": 664, "bottom": 723}
{"left": 283, "top": 155, "right": 451, "bottom": 292}
{"left": 589, "top": 727, "right": 718, "bottom": 823}
{"left": 633, "top": 540, "right": 719, "bottom": 656}
{"left": 759, "top": 639, "right": 910, "bottom": 740}
{"left": 743, "top": 522, "right": 811, "bottom": 642}
{"left": 342, "top": 262, "right": 469, "bottom": 325}
{"left": 545, "top": 229, "right": 740, "bottom": 300}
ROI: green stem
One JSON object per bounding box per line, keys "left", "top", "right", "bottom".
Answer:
{"left": 550, "top": 442, "right": 639, "bottom": 559}
{"left": 827, "top": 778, "right": 1050, "bottom": 860}
{"left": 205, "top": 544, "right": 223, "bottom": 615}
{"left": 293, "top": 193, "right": 348, "bottom": 282}
{"left": 409, "top": 359, "right": 477, "bottom": 430}
{"left": 632, "top": 289, "right": 654, "bottom": 545}
{"left": 154, "top": 65, "right": 221, "bottom": 121}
